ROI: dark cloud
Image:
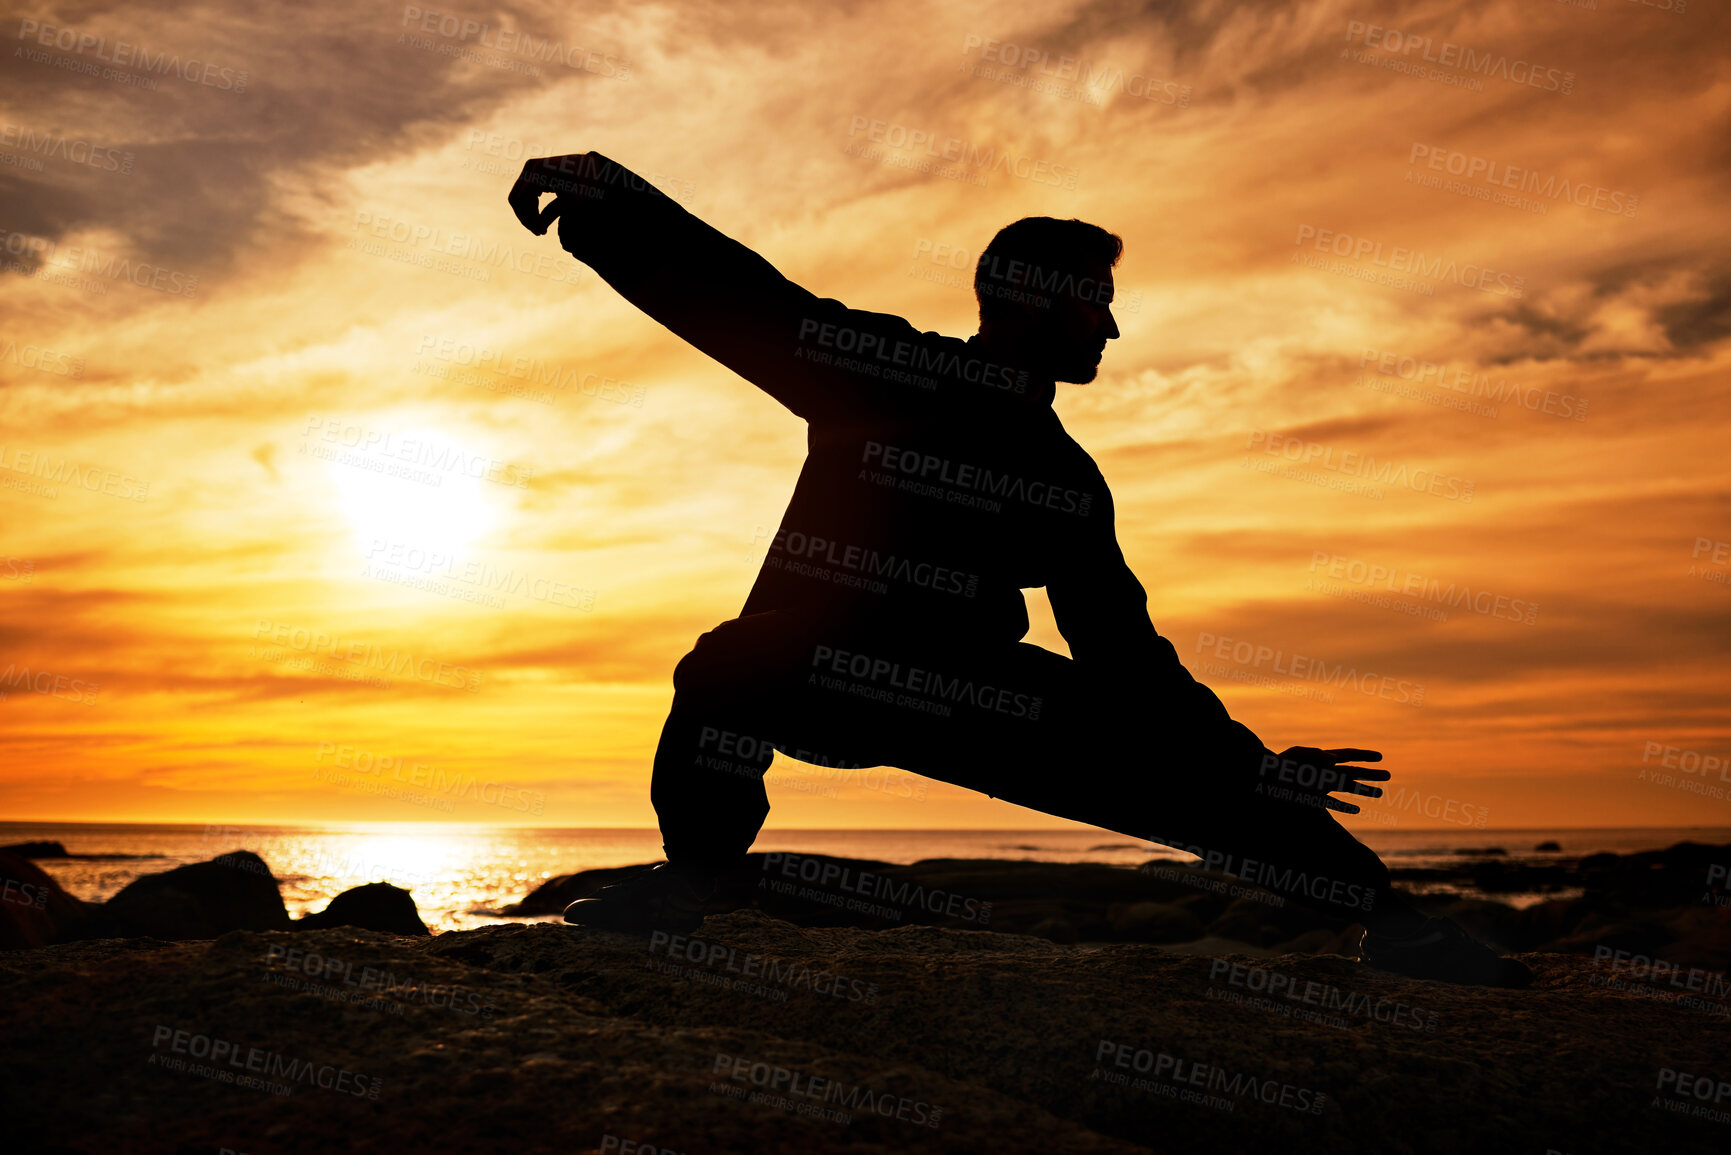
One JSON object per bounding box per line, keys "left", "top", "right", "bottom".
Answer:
{"left": 0, "top": 0, "right": 635, "bottom": 277}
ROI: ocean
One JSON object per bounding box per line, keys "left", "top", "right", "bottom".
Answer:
{"left": 5, "top": 822, "right": 1727, "bottom": 933}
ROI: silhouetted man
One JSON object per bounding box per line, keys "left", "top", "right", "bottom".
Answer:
{"left": 508, "top": 152, "right": 1530, "bottom": 986}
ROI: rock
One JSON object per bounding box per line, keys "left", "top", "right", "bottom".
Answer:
{"left": 1535, "top": 840, "right": 1562, "bottom": 852}
{"left": 502, "top": 861, "right": 663, "bottom": 915}
{"left": 0, "top": 850, "right": 90, "bottom": 949}
{"left": 0, "top": 840, "right": 69, "bottom": 858}
{"left": 3, "top": 918, "right": 1726, "bottom": 1153}
{"left": 91, "top": 851, "right": 291, "bottom": 940}
{"left": 298, "top": 882, "right": 429, "bottom": 936}
{"left": 1111, "top": 902, "right": 1204, "bottom": 943}
{"left": 1029, "top": 916, "right": 1079, "bottom": 944}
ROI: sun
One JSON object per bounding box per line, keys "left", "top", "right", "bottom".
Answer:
{"left": 326, "top": 426, "right": 498, "bottom": 556}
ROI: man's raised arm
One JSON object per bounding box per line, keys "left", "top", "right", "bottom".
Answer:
{"left": 509, "top": 151, "right": 920, "bottom": 423}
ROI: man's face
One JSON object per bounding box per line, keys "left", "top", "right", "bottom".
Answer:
{"left": 1036, "top": 262, "right": 1120, "bottom": 384}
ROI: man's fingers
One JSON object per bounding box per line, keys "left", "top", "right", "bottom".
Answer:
{"left": 509, "top": 154, "right": 587, "bottom": 234}
{"left": 1323, "top": 797, "right": 1361, "bottom": 815}
{"left": 535, "top": 196, "right": 565, "bottom": 234}
{"left": 1320, "top": 748, "right": 1381, "bottom": 763}
{"left": 1341, "top": 766, "right": 1391, "bottom": 783}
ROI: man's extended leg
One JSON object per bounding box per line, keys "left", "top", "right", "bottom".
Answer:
{"left": 641, "top": 609, "right": 1401, "bottom": 925}
{"left": 574, "top": 610, "right": 1528, "bottom": 983}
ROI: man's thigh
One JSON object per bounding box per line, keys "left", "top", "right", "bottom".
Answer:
{"left": 675, "top": 611, "right": 1099, "bottom": 794}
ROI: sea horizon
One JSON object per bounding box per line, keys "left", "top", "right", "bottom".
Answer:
{"left": 7, "top": 820, "right": 1728, "bottom": 933}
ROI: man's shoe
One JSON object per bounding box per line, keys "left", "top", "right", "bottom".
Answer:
{"left": 562, "top": 862, "right": 717, "bottom": 933}
{"left": 1360, "top": 917, "right": 1534, "bottom": 988}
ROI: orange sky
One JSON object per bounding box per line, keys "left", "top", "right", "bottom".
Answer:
{"left": 1, "top": 0, "right": 1727, "bottom": 832}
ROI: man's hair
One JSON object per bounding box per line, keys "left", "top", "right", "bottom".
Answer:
{"left": 974, "top": 217, "right": 1122, "bottom": 325}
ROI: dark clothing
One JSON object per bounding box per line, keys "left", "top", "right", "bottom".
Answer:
{"left": 561, "top": 152, "right": 1259, "bottom": 760}
{"left": 654, "top": 610, "right": 1392, "bottom": 924}
{"left": 557, "top": 153, "right": 1390, "bottom": 921}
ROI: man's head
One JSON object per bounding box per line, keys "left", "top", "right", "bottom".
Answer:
{"left": 974, "top": 217, "right": 1122, "bottom": 383}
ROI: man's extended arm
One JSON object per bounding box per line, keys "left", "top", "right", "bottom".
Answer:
{"left": 509, "top": 151, "right": 934, "bottom": 424}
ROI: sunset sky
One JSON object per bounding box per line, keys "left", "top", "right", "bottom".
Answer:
{"left": 2, "top": 0, "right": 1727, "bottom": 833}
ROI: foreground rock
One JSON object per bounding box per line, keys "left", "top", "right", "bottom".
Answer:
{"left": 2, "top": 916, "right": 1726, "bottom": 1153}
{"left": 505, "top": 842, "right": 1731, "bottom": 968}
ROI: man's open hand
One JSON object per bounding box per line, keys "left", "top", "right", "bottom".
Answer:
{"left": 1259, "top": 746, "right": 1390, "bottom": 815}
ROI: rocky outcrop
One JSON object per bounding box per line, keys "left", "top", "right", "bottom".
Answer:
{"left": 89, "top": 850, "right": 293, "bottom": 940}
{"left": 298, "top": 882, "right": 430, "bottom": 936}
{"left": 2, "top": 915, "right": 1726, "bottom": 1153}
{"left": 499, "top": 843, "right": 1731, "bottom": 969}
{"left": 0, "top": 840, "right": 70, "bottom": 858}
